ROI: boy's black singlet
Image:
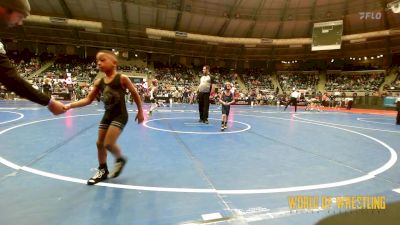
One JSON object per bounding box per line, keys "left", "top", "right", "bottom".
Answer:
{"left": 98, "top": 74, "right": 128, "bottom": 130}
{"left": 221, "top": 91, "right": 233, "bottom": 115}
{"left": 222, "top": 91, "right": 233, "bottom": 103}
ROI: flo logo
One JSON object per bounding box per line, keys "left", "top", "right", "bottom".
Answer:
{"left": 359, "top": 12, "right": 382, "bottom": 20}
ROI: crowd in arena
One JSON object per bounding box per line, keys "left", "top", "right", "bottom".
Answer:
{"left": 10, "top": 58, "right": 41, "bottom": 78}
{"left": 2, "top": 51, "right": 400, "bottom": 107}
{"left": 326, "top": 71, "right": 385, "bottom": 92}
{"left": 278, "top": 71, "right": 319, "bottom": 93}
{"left": 384, "top": 66, "right": 400, "bottom": 91}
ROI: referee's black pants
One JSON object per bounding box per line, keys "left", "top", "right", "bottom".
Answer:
{"left": 284, "top": 97, "right": 297, "bottom": 112}
{"left": 198, "top": 92, "right": 210, "bottom": 121}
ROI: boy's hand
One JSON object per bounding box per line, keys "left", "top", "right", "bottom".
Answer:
{"left": 48, "top": 99, "right": 67, "bottom": 115}
{"left": 63, "top": 103, "right": 72, "bottom": 111}
{"left": 135, "top": 110, "right": 144, "bottom": 124}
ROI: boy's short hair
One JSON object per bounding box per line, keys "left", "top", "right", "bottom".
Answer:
{"left": 0, "top": 0, "right": 31, "bottom": 17}
{"left": 97, "top": 50, "right": 118, "bottom": 63}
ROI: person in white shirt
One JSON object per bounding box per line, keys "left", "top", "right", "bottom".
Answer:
{"left": 345, "top": 97, "right": 354, "bottom": 110}
{"left": 284, "top": 88, "right": 300, "bottom": 112}
{"left": 142, "top": 80, "right": 148, "bottom": 90}
{"left": 197, "top": 65, "right": 214, "bottom": 124}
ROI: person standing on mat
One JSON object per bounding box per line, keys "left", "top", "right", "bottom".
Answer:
{"left": 148, "top": 79, "right": 159, "bottom": 116}
{"left": 0, "top": 0, "right": 65, "bottom": 115}
{"left": 197, "top": 65, "right": 214, "bottom": 124}
{"left": 284, "top": 87, "right": 300, "bottom": 112}
{"left": 219, "top": 82, "right": 235, "bottom": 131}
{"left": 64, "top": 50, "right": 144, "bottom": 185}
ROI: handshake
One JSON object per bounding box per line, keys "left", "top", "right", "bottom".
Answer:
{"left": 47, "top": 99, "right": 72, "bottom": 115}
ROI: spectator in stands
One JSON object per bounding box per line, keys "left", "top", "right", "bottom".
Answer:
{"left": 0, "top": 85, "right": 6, "bottom": 99}
{"left": 74, "top": 85, "right": 82, "bottom": 100}
{"left": 42, "top": 78, "right": 51, "bottom": 97}
{"left": 182, "top": 88, "right": 189, "bottom": 103}
{"left": 197, "top": 65, "right": 214, "bottom": 124}
{"left": 0, "top": 0, "right": 65, "bottom": 115}
{"left": 321, "top": 93, "right": 329, "bottom": 107}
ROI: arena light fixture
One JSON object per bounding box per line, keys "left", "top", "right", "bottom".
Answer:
{"left": 260, "top": 38, "right": 273, "bottom": 44}
{"left": 26, "top": 15, "right": 102, "bottom": 31}
{"left": 175, "top": 31, "right": 188, "bottom": 38}
{"left": 147, "top": 28, "right": 399, "bottom": 47}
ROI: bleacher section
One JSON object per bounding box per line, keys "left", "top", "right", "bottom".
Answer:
{"left": 278, "top": 71, "right": 320, "bottom": 93}
{"left": 3, "top": 51, "right": 400, "bottom": 108}
{"left": 325, "top": 70, "right": 385, "bottom": 93}
{"left": 383, "top": 67, "right": 400, "bottom": 92}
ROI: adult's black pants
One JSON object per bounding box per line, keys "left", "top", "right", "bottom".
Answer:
{"left": 285, "top": 97, "right": 297, "bottom": 112}
{"left": 198, "top": 92, "right": 210, "bottom": 121}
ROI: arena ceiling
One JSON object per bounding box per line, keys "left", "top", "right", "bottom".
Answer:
{"left": 2, "top": 0, "right": 400, "bottom": 60}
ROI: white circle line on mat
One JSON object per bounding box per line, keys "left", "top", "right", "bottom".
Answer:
{"left": 0, "top": 111, "right": 24, "bottom": 125}
{"left": 0, "top": 113, "right": 396, "bottom": 194}
{"left": 143, "top": 117, "right": 251, "bottom": 134}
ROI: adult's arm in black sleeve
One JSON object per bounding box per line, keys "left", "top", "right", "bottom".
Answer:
{"left": 0, "top": 54, "right": 50, "bottom": 106}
